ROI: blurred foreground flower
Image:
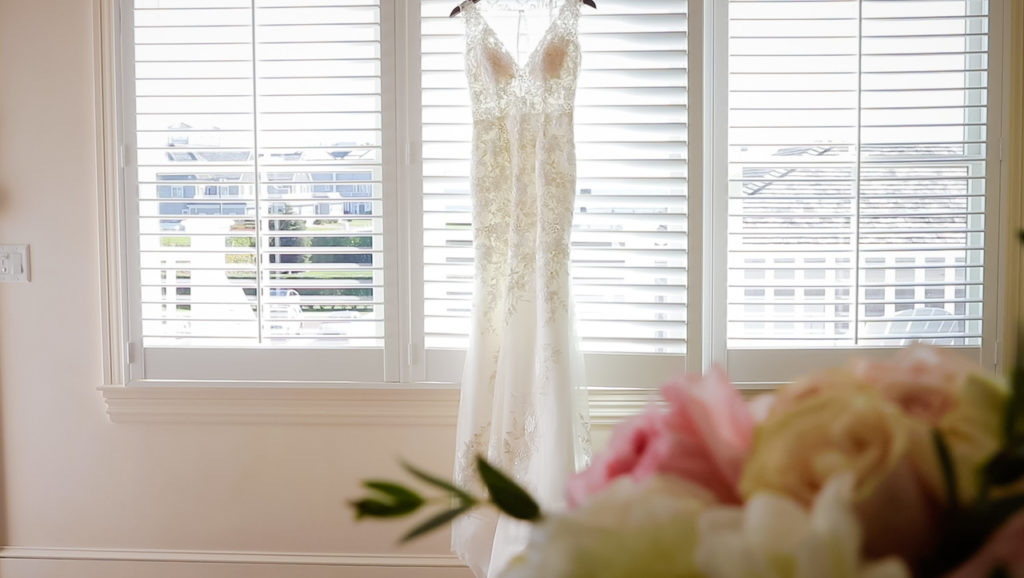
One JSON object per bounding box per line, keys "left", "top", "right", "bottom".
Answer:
{"left": 697, "top": 473, "right": 910, "bottom": 578}
{"left": 501, "top": 475, "right": 712, "bottom": 578}
{"left": 943, "top": 509, "right": 1024, "bottom": 578}
{"left": 567, "top": 366, "right": 754, "bottom": 507}
{"left": 740, "top": 373, "right": 941, "bottom": 561}
{"left": 351, "top": 345, "right": 1024, "bottom": 578}
{"left": 853, "top": 344, "right": 1010, "bottom": 504}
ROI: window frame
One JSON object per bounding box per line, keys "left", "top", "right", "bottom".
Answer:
{"left": 416, "top": 0, "right": 698, "bottom": 385}
{"left": 94, "top": 0, "right": 1014, "bottom": 423}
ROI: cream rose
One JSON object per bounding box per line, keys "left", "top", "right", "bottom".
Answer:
{"left": 698, "top": 474, "right": 911, "bottom": 578}
{"left": 742, "top": 375, "right": 910, "bottom": 503}
{"left": 499, "top": 476, "right": 712, "bottom": 578}
{"left": 740, "top": 375, "right": 940, "bottom": 561}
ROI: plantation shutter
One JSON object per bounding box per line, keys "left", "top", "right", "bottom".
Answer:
{"left": 421, "top": 0, "right": 688, "bottom": 358}
{"left": 726, "top": 0, "right": 989, "bottom": 368}
{"left": 131, "top": 0, "right": 385, "bottom": 351}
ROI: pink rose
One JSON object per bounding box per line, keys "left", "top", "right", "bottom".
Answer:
{"left": 854, "top": 344, "right": 1008, "bottom": 503}
{"left": 943, "top": 510, "right": 1024, "bottom": 578}
{"left": 852, "top": 344, "right": 977, "bottom": 424}
{"left": 567, "top": 367, "right": 754, "bottom": 507}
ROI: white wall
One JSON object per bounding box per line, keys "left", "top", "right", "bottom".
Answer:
{"left": 0, "top": 1, "right": 472, "bottom": 576}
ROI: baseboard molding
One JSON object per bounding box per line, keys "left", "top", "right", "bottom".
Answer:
{"left": 0, "top": 547, "right": 463, "bottom": 567}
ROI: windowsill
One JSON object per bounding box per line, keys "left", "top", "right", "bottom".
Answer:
{"left": 99, "top": 382, "right": 659, "bottom": 425}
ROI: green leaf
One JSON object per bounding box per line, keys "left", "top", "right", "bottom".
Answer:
{"left": 401, "top": 504, "right": 474, "bottom": 543}
{"left": 475, "top": 455, "right": 542, "bottom": 521}
{"left": 350, "top": 480, "right": 425, "bottom": 519}
{"left": 402, "top": 461, "right": 477, "bottom": 505}
{"left": 933, "top": 429, "right": 961, "bottom": 512}
{"left": 984, "top": 445, "right": 1024, "bottom": 486}
{"left": 364, "top": 480, "right": 425, "bottom": 506}
{"left": 351, "top": 498, "right": 419, "bottom": 519}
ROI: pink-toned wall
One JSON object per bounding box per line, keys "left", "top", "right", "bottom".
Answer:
{"left": 0, "top": 2, "right": 470, "bottom": 575}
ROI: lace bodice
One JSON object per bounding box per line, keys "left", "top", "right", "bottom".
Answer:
{"left": 462, "top": 0, "right": 581, "bottom": 121}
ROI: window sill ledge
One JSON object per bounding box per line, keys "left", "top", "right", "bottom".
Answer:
{"left": 99, "top": 383, "right": 658, "bottom": 425}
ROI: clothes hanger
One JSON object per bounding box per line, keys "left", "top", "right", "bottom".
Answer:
{"left": 450, "top": 0, "right": 596, "bottom": 18}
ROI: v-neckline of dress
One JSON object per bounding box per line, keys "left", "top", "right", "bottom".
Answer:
{"left": 464, "top": 0, "right": 577, "bottom": 76}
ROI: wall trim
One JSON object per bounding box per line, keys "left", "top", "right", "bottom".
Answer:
{"left": 99, "top": 385, "right": 462, "bottom": 425}
{"left": 0, "top": 547, "right": 463, "bottom": 568}
{"left": 100, "top": 385, "right": 658, "bottom": 425}
{"left": 94, "top": 0, "right": 129, "bottom": 387}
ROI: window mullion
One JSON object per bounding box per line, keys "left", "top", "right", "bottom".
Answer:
{"left": 380, "top": 0, "right": 405, "bottom": 382}
{"left": 853, "top": 0, "right": 863, "bottom": 344}
{"left": 250, "top": 1, "right": 264, "bottom": 344}
{"left": 396, "top": 0, "right": 427, "bottom": 383}
{"left": 706, "top": 0, "right": 730, "bottom": 370}
{"left": 686, "top": 0, "right": 704, "bottom": 373}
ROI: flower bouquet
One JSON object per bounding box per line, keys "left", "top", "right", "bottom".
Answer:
{"left": 351, "top": 345, "right": 1024, "bottom": 578}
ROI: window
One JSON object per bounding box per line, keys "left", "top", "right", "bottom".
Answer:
{"left": 114, "top": 0, "right": 690, "bottom": 386}
{"left": 722, "top": 0, "right": 999, "bottom": 383}
{"left": 104, "top": 0, "right": 1007, "bottom": 392}
{"left": 124, "top": 0, "right": 388, "bottom": 382}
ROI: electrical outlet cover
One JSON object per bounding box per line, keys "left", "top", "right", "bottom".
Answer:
{"left": 0, "top": 244, "right": 30, "bottom": 282}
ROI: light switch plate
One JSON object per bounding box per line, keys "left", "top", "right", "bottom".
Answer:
{"left": 0, "top": 245, "right": 30, "bottom": 282}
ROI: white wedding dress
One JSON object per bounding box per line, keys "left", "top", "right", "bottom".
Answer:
{"left": 451, "top": 1, "right": 591, "bottom": 576}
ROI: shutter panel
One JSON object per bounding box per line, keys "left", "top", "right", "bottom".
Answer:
{"left": 421, "top": 0, "right": 688, "bottom": 355}
{"left": 727, "top": 0, "right": 988, "bottom": 349}
{"left": 132, "top": 0, "right": 384, "bottom": 348}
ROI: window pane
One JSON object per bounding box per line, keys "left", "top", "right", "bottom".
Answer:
{"left": 727, "top": 0, "right": 987, "bottom": 348}
{"left": 421, "top": 0, "right": 688, "bottom": 354}
{"left": 132, "top": 0, "right": 384, "bottom": 348}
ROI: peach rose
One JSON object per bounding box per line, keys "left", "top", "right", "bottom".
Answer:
{"left": 567, "top": 367, "right": 754, "bottom": 507}
{"left": 853, "top": 345, "right": 1009, "bottom": 502}
{"left": 740, "top": 376, "right": 940, "bottom": 561}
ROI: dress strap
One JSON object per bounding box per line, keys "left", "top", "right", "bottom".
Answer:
{"left": 459, "top": 0, "right": 484, "bottom": 39}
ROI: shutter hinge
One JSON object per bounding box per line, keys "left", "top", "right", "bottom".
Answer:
{"left": 125, "top": 341, "right": 137, "bottom": 365}
{"left": 118, "top": 144, "right": 126, "bottom": 169}
{"left": 407, "top": 342, "right": 419, "bottom": 365}
{"left": 993, "top": 340, "right": 1001, "bottom": 370}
